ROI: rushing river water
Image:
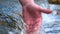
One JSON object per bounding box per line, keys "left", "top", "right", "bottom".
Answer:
{"left": 0, "top": 0, "right": 60, "bottom": 34}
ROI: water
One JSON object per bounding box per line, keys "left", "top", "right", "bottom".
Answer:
{"left": 0, "top": 0, "right": 26, "bottom": 34}
{"left": 0, "top": 0, "right": 60, "bottom": 34}
{"left": 40, "top": 0, "right": 60, "bottom": 34}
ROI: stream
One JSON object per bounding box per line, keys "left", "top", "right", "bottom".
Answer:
{"left": 0, "top": 0, "right": 60, "bottom": 34}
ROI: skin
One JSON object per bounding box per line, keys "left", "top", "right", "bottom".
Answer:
{"left": 19, "top": 0, "right": 52, "bottom": 34}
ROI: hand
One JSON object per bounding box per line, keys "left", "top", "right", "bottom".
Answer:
{"left": 25, "top": 4, "right": 52, "bottom": 14}
{"left": 19, "top": 0, "right": 52, "bottom": 34}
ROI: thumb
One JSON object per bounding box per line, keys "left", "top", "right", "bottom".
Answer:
{"left": 39, "top": 7, "right": 52, "bottom": 14}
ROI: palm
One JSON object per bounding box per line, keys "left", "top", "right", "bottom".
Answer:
{"left": 19, "top": 0, "right": 52, "bottom": 34}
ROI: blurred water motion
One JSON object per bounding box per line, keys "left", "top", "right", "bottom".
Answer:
{"left": 0, "top": 0, "right": 26, "bottom": 34}
{"left": 42, "top": 14, "right": 60, "bottom": 34}
{"left": 0, "top": 0, "right": 60, "bottom": 34}
{"left": 0, "top": 11, "right": 26, "bottom": 34}
{"left": 41, "top": 0, "right": 60, "bottom": 34}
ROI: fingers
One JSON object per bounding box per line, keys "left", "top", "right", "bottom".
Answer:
{"left": 39, "top": 7, "right": 52, "bottom": 14}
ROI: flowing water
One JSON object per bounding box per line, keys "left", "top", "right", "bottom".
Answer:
{"left": 0, "top": 0, "right": 60, "bottom": 34}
